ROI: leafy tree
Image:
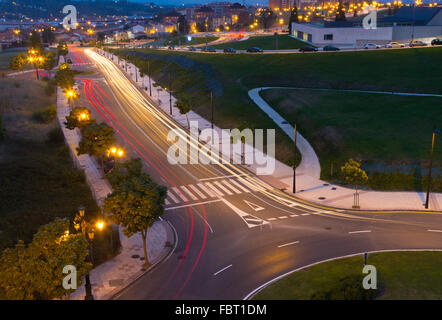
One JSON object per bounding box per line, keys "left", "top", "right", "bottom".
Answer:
{"left": 42, "top": 28, "right": 55, "bottom": 44}
{"left": 65, "top": 107, "right": 96, "bottom": 130}
{"left": 178, "top": 15, "right": 189, "bottom": 34}
{"left": 9, "top": 53, "right": 27, "bottom": 73}
{"left": 57, "top": 41, "right": 69, "bottom": 63}
{"left": 77, "top": 122, "right": 115, "bottom": 176}
{"left": 335, "top": 0, "right": 347, "bottom": 22}
{"left": 288, "top": 6, "right": 299, "bottom": 34}
{"left": 29, "top": 31, "right": 42, "bottom": 50}
{"left": 0, "top": 218, "right": 90, "bottom": 300}
{"left": 42, "top": 52, "right": 56, "bottom": 78}
{"left": 174, "top": 96, "right": 193, "bottom": 129}
{"left": 341, "top": 158, "right": 368, "bottom": 207}
{"left": 54, "top": 66, "right": 74, "bottom": 90}
{"left": 103, "top": 158, "right": 167, "bottom": 267}
{"left": 97, "top": 32, "right": 106, "bottom": 43}
{"left": 259, "top": 8, "right": 276, "bottom": 30}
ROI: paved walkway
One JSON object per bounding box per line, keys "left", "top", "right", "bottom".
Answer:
{"left": 100, "top": 49, "right": 442, "bottom": 211}
{"left": 56, "top": 87, "right": 174, "bottom": 300}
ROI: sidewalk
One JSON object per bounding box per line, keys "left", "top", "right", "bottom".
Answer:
{"left": 99, "top": 49, "right": 442, "bottom": 212}
{"left": 56, "top": 87, "right": 175, "bottom": 300}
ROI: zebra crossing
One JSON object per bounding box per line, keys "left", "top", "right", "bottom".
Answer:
{"left": 164, "top": 177, "right": 268, "bottom": 206}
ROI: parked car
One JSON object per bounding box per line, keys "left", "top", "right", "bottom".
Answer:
{"left": 385, "top": 42, "right": 405, "bottom": 48}
{"left": 409, "top": 40, "right": 427, "bottom": 47}
{"left": 202, "top": 47, "right": 216, "bottom": 52}
{"left": 223, "top": 47, "right": 236, "bottom": 53}
{"left": 168, "top": 45, "right": 175, "bottom": 50}
{"left": 363, "top": 43, "right": 381, "bottom": 49}
{"left": 188, "top": 46, "right": 197, "bottom": 51}
{"left": 246, "top": 47, "right": 264, "bottom": 53}
{"left": 431, "top": 38, "right": 442, "bottom": 46}
{"left": 323, "top": 45, "right": 340, "bottom": 51}
{"left": 299, "top": 46, "right": 318, "bottom": 52}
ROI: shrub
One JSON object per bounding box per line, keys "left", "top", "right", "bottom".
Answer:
{"left": 32, "top": 104, "right": 57, "bottom": 123}
{"left": 47, "top": 126, "right": 64, "bottom": 144}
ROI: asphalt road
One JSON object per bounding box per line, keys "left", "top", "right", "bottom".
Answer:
{"left": 67, "top": 46, "right": 442, "bottom": 300}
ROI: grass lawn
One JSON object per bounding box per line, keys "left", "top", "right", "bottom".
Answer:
{"left": 0, "top": 74, "right": 118, "bottom": 264}
{"left": 253, "top": 251, "right": 442, "bottom": 300}
{"left": 153, "top": 36, "right": 219, "bottom": 47}
{"left": 212, "top": 34, "right": 309, "bottom": 50}
{"left": 261, "top": 88, "right": 442, "bottom": 180}
{"left": 0, "top": 48, "right": 29, "bottom": 74}
{"left": 117, "top": 47, "right": 442, "bottom": 184}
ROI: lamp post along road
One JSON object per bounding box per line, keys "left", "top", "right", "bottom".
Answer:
{"left": 74, "top": 206, "right": 104, "bottom": 300}
{"left": 425, "top": 126, "right": 439, "bottom": 209}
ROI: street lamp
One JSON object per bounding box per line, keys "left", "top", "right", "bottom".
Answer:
{"left": 108, "top": 146, "right": 124, "bottom": 169}
{"left": 74, "top": 206, "right": 105, "bottom": 300}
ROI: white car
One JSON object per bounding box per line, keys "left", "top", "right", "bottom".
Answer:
{"left": 364, "top": 43, "right": 381, "bottom": 49}
{"left": 385, "top": 42, "right": 405, "bottom": 48}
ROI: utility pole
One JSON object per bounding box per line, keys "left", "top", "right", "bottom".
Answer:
{"left": 425, "top": 126, "right": 439, "bottom": 209}
{"left": 293, "top": 123, "right": 297, "bottom": 194}
{"left": 148, "top": 61, "right": 152, "bottom": 96}
{"left": 169, "top": 73, "right": 172, "bottom": 115}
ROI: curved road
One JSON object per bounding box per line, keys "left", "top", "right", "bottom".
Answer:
{"left": 70, "top": 47, "right": 442, "bottom": 300}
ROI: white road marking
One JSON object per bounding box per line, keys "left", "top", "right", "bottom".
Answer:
{"left": 348, "top": 230, "right": 372, "bottom": 234}
{"left": 221, "top": 180, "right": 242, "bottom": 194}
{"left": 205, "top": 182, "right": 224, "bottom": 197}
{"left": 220, "top": 198, "right": 269, "bottom": 228}
{"left": 165, "top": 199, "right": 222, "bottom": 211}
{"left": 188, "top": 184, "right": 208, "bottom": 199}
{"left": 229, "top": 178, "right": 251, "bottom": 193}
{"left": 213, "top": 264, "right": 233, "bottom": 276}
{"left": 243, "top": 200, "right": 265, "bottom": 212}
{"left": 172, "top": 187, "right": 188, "bottom": 202}
{"left": 301, "top": 213, "right": 310, "bottom": 216}
{"left": 180, "top": 185, "right": 198, "bottom": 201}
{"left": 427, "top": 229, "right": 442, "bottom": 233}
{"left": 214, "top": 181, "right": 233, "bottom": 195}
{"left": 267, "top": 218, "right": 277, "bottom": 221}
{"left": 290, "top": 214, "right": 298, "bottom": 217}
{"left": 197, "top": 183, "right": 216, "bottom": 198}
{"left": 278, "top": 216, "right": 288, "bottom": 219}
{"left": 165, "top": 198, "right": 171, "bottom": 205}
{"left": 199, "top": 174, "right": 248, "bottom": 181}
{"left": 167, "top": 190, "right": 180, "bottom": 204}
{"left": 277, "top": 241, "right": 299, "bottom": 248}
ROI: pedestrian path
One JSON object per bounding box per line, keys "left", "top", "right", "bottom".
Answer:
{"left": 57, "top": 86, "right": 174, "bottom": 300}
{"left": 164, "top": 176, "right": 269, "bottom": 206}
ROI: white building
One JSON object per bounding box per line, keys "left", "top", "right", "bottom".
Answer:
{"left": 291, "top": 6, "right": 442, "bottom": 47}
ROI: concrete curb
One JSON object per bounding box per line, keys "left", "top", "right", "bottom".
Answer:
{"left": 244, "top": 248, "right": 442, "bottom": 300}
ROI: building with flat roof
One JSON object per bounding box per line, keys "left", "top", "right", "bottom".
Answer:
{"left": 291, "top": 6, "right": 442, "bottom": 47}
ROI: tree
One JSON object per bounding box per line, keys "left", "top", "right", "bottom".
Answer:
{"left": 259, "top": 8, "right": 276, "bottom": 30}
{"left": 42, "top": 51, "right": 56, "bottom": 78}
{"left": 64, "top": 107, "right": 96, "bottom": 130}
{"left": 0, "top": 218, "right": 91, "bottom": 300}
{"left": 288, "top": 6, "right": 299, "bottom": 35}
{"left": 174, "top": 96, "right": 193, "bottom": 129}
{"left": 9, "top": 53, "right": 27, "bottom": 73}
{"left": 77, "top": 122, "right": 116, "bottom": 176}
{"left": 55, "top": 65, "right": 74, "bottom": 90}
{"left": 97, "top": 32, "right": 106, "bottom": 43}
{"left": 104, "top": 159, "right": 167, "bottom": 267}
{"left": 341, "top": 158, "right": 368, "bottom": 208}
{"left": 29, "top": 31, "right": 42, "bottom": 50}
{"left": 177, "top": 15, "right": 189, "bottom": 34}
{"left": 57, "top": 41, "right": 69, "bottom": 63}
{"left": 42, "top": 28, "right": 55, "bottom": 44}
{"left": 335, "top": 0, "right": 347, "bottom": 22}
